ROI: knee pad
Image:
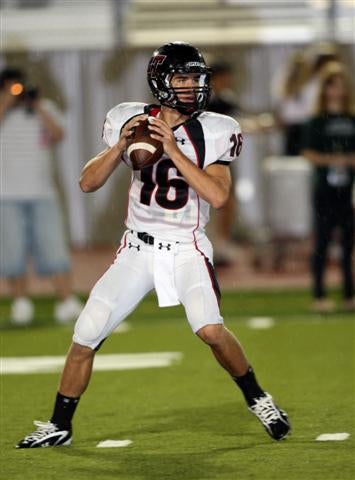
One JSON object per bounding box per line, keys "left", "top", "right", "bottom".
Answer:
{"left": 73, "top": 297, "right": 112, "bottom": 349}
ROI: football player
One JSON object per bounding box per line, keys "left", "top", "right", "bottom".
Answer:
{"left": 17, "top": 42, "right": 290, "bottom": 448}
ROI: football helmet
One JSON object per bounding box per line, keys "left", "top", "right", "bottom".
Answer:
{"left": 147, "top": 41, "right": 211, "bottom": 114}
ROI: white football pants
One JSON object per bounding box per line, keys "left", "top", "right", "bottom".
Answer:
{"left": 73, "top": 230, "right": 223, "bottom": 350}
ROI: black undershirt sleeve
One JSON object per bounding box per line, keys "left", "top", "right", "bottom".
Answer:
{"left": 212, "top": 160, "right": 230, "bottom": 166}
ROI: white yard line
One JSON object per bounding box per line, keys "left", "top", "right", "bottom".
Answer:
{"left": 97, "top": 440, "right": 132, "bottom": 448}
{"left": 0, "top": 352, "right": 183, "bottom": 375}
{"left": 316, "top": 433, "right": 350, "bottom": 441}
{"left": 247, "top": 317, "right": 275, "bottom": 329}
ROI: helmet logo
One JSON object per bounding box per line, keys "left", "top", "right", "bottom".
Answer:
{"left": 148, "top": 55, "right": 167, "bottom": 75}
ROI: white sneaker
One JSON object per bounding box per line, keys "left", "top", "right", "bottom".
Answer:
{"left": 311, "top": 298, "right": 335, "bottom": 314}
{"left": 54, "top": 295, "right": 83, "bottom": 324}
{"left": 11, "top": 297, "right": 34, "bottom": 325}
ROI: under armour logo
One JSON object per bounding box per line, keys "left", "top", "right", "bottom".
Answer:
{"left": 129, "top": 242, "right": 140, "bottom": 251}
{"left": 158, "top": 242, "right": 171, "bottom": 250}
{"left": 175, "top": 137, "right": 186, "bottom": 145}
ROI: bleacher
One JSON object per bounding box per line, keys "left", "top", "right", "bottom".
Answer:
{"left": 3, "top": 1, "right": 355, "bottom": 51}
{"left": 124, "top": 0, "right": 313, "bottom": 46}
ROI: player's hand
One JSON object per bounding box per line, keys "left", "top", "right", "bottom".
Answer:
{"left": 148, "top": 117, "right": 179, "bottom": 158}
{"left": 117, "top": 114, "right": 148, "bottom": 151}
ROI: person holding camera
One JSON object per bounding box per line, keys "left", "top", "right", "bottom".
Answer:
{"left": 302, "top": 63, "right": 355, "bottom": 313}
{"left": 0, "top": 67, "right": 83, "bottom": 325}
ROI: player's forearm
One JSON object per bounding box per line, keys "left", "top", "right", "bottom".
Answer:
{"left": 170, "top": 150, "right": 230, "bottom": 209}
{"left": 79, "top": 145, "right": 123, "bottom": 192}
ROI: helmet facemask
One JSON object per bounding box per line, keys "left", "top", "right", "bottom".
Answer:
{"left": 162, "top": 70, "right": 211, "bottom": 114}
{"left": 149, "top": 65, "right": 211, "bottom": 114}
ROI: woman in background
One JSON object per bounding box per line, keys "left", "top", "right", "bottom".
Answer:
{"left": 302, "top": 63, "right": 355, "bottom": 313}
{"left": 273, "top": 43, "right": 340, "bottom": 156}
{"left": 272, "top": 51, "right": 310, "bottom": 156}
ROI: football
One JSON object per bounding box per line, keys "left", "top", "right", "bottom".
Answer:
{"left": 126, "top": 118, "right": 163, "bottom": 170}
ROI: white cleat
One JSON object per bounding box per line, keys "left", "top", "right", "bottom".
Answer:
{"left": 16, "top": 421, "right": 72, "bottom": 449}
{"left": 249, "top": 393, "right": 291, "bottom": 441}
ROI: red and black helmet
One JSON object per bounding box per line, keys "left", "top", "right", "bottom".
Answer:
{"left": 147, "top": 41, "right": 211, "bottom": 115}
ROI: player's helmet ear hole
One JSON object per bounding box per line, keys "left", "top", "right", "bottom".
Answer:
{"left": 147, "top": 41, "right": 211, "bottom": 114}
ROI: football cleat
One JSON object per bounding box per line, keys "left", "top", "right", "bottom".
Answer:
{"left": 249, "top": 393, "right": 291, "bottom": 441}
{"left": 16, "top": 421, "right": 72, "bottom": 448}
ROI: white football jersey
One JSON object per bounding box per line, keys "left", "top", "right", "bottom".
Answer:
{"left": 103, "top": 102, "right": 243, "bottom": 243}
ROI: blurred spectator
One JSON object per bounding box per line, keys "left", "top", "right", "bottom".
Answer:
{"left": 273, "top": 43, "right": 340, "bottom": 156}
{"left": 0, "top": 67, "right": 83, "bottom": 325}
{"left": 208, "top": 62, "right": 241, "bottom": 267}
{"left": 208, "top": 62, "right": 240, "bottom": 116}
{"left": 302, "top": 63, "right": 355, "bottom": 313}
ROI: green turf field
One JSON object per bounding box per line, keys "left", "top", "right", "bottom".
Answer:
{"left": 0, "top": 289, "right": 354, "bottom": 480}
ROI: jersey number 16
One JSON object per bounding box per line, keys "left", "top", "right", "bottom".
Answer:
{"left": 140, "top": 159, "right": 189, "bottom": 210}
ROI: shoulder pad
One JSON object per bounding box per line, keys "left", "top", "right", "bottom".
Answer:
{"left": 199, "top": 111, "right": 241, "bottom": 133}
{"left": 106, "top": 102, "right": 147, "bottom": 125}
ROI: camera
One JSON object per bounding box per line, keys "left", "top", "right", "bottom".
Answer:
{"left": 23, "top": 85, "right": 40, "bottom": 102}
{"left": 10, "top": 82, "right": 40, "bottom": 102}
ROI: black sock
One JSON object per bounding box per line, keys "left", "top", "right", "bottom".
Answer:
{"left": 50, "top": 392, "right": 80, "bottom": 429}
{"left": 232, "top": 367, "right": 265, "bottom": 406}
